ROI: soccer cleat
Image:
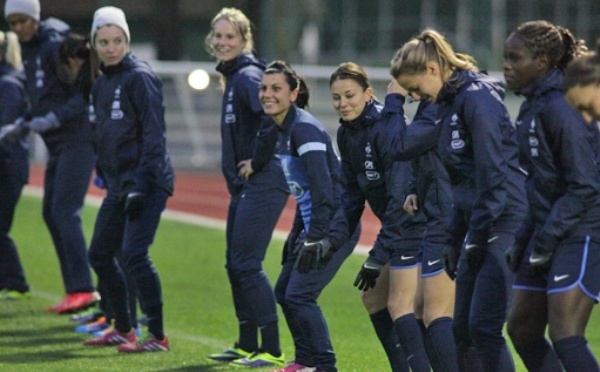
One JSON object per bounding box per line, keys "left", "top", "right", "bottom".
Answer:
{"left": 269, "top": 362, "right": 316, "bottom": 372}
{"left": 44, "top": 296, "right": 68, "bottom": 313}
{"left": 83, "top": 328, "right": 136, "bottom": 346}
{"left": 207, "top": 344, "right": 253, "bottom": 362}
{"left": 55, "top": 292, "right": 100, "bottom": 314}
{"left": 117, "top": 334, "right": 169, "bottom": 353}
{"left": 230, "top": 351, "right": 285, "bottom": 368}
{"left": 75, "top": 317, "right": 110, "bottom": 334}
{"left": 46, "top": 292, "right": 100, "bottom": 314}
{"left": 70, "top": 306, "right": 104, "bottom": 324}
{"left": 1, "top": 290, "right": 31, "bottom": 300}
{"left": 93, "top": 325, "right": 141, "bottom": 338}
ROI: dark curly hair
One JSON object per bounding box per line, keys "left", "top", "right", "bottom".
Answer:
{"left": 515, "top": 20, "right": 587, "bottom": 72}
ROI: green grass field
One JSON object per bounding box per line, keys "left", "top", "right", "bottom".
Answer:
{"left": 1, "top": 194, "right": 599, "bottom": 371}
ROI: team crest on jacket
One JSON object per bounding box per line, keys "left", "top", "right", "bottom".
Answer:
{"left": 111, "top": 85, "right": 124, "bottom": 120}
{"left": 450, "top": 113, "right": 459, "bottom": 126}
{"left": 288, "top": 181, "right": 305, "bottom": 199}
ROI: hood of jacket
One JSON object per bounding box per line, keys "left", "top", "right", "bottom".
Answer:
{"left": 99, "top": 53, "right": 150, "bottom": 75}
{"left": 516, "top": 68, "right": 563, "bottom": 99}
{"left": 338, "top": 99, "right": 382, "bottom": 130}
{"left": 26, "top": 17, "right": 69, "bottom": 45}
{"left": 437, "top": 69, "right": 506, "bottom": 104}
{"left": 216, "top": 53, "right": 266, "bottom": 76}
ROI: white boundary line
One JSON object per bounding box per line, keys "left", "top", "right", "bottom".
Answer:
{"left": 23, "top": 185, "right": 369, "bottom": 253}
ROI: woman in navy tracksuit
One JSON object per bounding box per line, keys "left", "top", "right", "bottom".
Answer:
{"left": 251, "top": 60, "right": 359, "bottom": 372}
{"left": 205, "top": 8, "right": 289, "bottom": 366}
{"left": 327, "top": 62, "right": 429, "bottom": 372}
{"left": 390, "top": 29, "right": 527, "bottom": 371}
{"left": 504, "top": 21, "right": 600, "bottom": 371}
{"left": 0, "top": 31, "right": 30, "bottom": 299}
{"left": 382, "top": 83, "right": 459, "bottom": 371}
{"left": 83, "top": 6, "right": 174, "bottom": 352}
{"left": 5, "top": 0, "right": 97, "bottom": 313}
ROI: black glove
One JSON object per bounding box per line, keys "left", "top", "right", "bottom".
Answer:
{"left": 464, "top": 243, "right": 485, "bottom": 273}
{"left": 464, "top": 234, "right": 498, "bottom": 273}
{"left": 443, "top": 244, "right": 461, "bottom": 281}
{"left": 294, "top": 238, "right": 334, "bottom": 273}
{"left": 124, "top": 192, "right": 144, "bottom": 221}
{"left": 505, "top": 242, "right": 527, "bottom": 273}
{"left": 0, "top": 118, "right": 27, "bottom": 144}
{"left": 281, "top": 236, "right": 301, "bottom": 265}
{"left": 529, "top": 234, "right": 558, "bottom": 272}
{"left": 353, "top": 257, "right": 383, "bottom": 291}
{"left": 506, "top": 220, "right": 534, "bottom": 273}
{"left": 528, "top": 250, "right": 552, "bottom": 271}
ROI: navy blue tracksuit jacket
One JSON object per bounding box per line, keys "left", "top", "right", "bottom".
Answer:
{"left": 91, "top": 53, "right": 174, "bottom": 196}
{"left": 0, "top": 63, "right": 29, "bottom": 183}
{"left": 435, "top": 70, "right": 527, "bottom": 244}
{"left": 0, "top": 62, "right": 30, "bottom": 294}
{"left": 329, "top": 99, "right": 425, "bottom": 264}
{"left": 384, "top": 94, "right": 453, "bottom": 244}
{"left": 20, "top": 17, "right": 95, "bottom": 295}
{"left": 275, "top": 104, "right": 342, "bottom": 241}
{"left": 515, "top": 68, "right": 600, "bottom": 250}
{"left": 20, "top": 18, "right": 91, "bottom": 149}
{"left": 216, "top": 53, "right": 286, "bottom": 196}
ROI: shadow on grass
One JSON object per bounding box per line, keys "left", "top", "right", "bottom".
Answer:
{"left": 0, "top": 323, "right": 74, "bottom": 337}
{"left": 158, "top": 364, "right": 230, "bottom": 371}
{"left": 0, "top": 349, "right": 106, "bottom": 364}
{"left": 0, "top": 335, "right": 83, "bottom": 348}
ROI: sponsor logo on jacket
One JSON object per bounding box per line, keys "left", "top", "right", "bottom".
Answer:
{"left": 450, "top": 113, "right": 465, "bottom": 150}
{"left": 111, "top": 85, "right": 124, "bottom": 120}
{"left": 529, "top": 118, "right": 539, "bottom": 157}
{"left": 224, "top": 88, "right": 236, "bottom": 124}
{"left": 364, "top": 141, "right": 380, "bottom": 180}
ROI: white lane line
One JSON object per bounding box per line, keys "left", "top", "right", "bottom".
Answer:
{"left": 23, "top": 185, "right": 369, "bottom": 253}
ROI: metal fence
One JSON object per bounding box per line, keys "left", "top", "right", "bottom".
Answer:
{"left": 30, "top": 61, "right": 524, "bottom": 172}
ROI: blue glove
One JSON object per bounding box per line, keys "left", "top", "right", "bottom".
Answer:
{"left": 27, "top": 112, "right": 60, "bottom": 133}
{"left": 294, "top": 238, "right": 334, "bottom": 273}
{"left": 124, "top": 192, "right": 144, "bottom": 221}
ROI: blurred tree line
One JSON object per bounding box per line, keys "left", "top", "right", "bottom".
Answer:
{"left": 1, "top": 0, "right": 598, "bottom": 70}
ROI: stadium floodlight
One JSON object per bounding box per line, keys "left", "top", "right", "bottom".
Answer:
{"left": 188, "top": 69, "right": 210, "bottom": 90}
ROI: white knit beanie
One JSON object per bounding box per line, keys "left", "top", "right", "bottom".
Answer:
{"left": 90, "top": 6, "right": 130, "bottom": 48}
{"left": 4, "top": 0, "right": 40, "bottom": 21}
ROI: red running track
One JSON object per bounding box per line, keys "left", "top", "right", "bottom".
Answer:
{"left": 28, "top": 165, "right": 380, "bottom": 248}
